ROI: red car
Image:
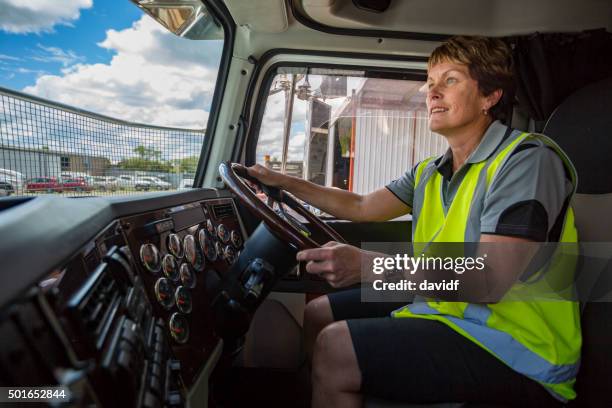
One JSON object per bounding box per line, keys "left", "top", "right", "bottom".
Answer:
{"left": 61, "top": 178, "right": 93, "bottom": 192}
{"left": 26, "top": 177, "right": 63, "bottom": 193}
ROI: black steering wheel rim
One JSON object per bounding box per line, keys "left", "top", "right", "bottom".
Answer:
{"left": 218, "top": 161, "right": 346, "bottom": 250}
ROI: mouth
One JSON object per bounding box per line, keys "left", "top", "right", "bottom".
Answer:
{"left": 429, "top": 106, "right": 448, "bottom": 116}
{"left": 430, "top": 107, "right": 449, "bottom": 115}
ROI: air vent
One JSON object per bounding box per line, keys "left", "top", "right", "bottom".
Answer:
{"left": 68, "top": 263, "right": 124, "bottom": 350}
{"left": 212, "top": 203, "right": 234, "bottom": 219}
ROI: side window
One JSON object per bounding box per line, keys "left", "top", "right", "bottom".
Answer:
{"left": 255, "top": 69, "right": 448, "bottom": 194}
{"left": 0, "top": 1, "right": 225, "bottom": 196}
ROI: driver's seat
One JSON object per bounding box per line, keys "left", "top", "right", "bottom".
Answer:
{"left": 365, "top": 76, "right": 612, "bottom": 408}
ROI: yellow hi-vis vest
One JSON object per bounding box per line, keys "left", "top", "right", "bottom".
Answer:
{"left": 392, "top": 132, "right": 581, "bottom": 402}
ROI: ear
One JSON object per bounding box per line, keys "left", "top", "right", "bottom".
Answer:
{"left": 484, "top": 89, "right": 503, "bottom": 110}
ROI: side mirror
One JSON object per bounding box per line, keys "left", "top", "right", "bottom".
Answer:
{"left": 129, "top": 0, "right": 222, "bottom": 40}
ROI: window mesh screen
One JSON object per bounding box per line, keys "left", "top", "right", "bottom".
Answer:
{"left": 0, "top": 87, "right": 204, "bottom": 196}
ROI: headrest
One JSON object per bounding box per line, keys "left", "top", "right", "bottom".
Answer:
{"left": 544, "top": 77, "right": 612, "bottom": 194}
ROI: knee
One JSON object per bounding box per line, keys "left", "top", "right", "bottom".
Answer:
{"left": 312, "top": 321, "right": 361, "bottom": 391}
{"left": 304, "top": 295, "right": 334, "bottom": 331}
{"left": 312, "top": 321, "right": 348, "bottom": 378}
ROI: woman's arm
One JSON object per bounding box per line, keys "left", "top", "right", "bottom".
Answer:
{"left": 296, "top": 235, "right": 540, "bottom": 302}
{"left": 247, "top": 164, "right": 410, "bottom": 222}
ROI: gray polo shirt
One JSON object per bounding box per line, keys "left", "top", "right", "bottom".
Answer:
{"left": 386, "top": 121, "right": 574, "bottom": 242}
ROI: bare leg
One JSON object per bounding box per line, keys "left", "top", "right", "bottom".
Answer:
{"left": 303, "top": 295, "right": 335, "bottom": 361}
{"left": 311, "top": 321, "right": 362, "bottom": 408}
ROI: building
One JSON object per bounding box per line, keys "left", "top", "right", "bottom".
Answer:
{"left": 0, "top": 145, "right": 110, "bottom": 180}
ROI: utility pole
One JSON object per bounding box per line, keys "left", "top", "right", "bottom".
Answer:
{"left": 280, "top": 74, "right": 297, "bottom": 174}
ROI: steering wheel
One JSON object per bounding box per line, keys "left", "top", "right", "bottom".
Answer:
{"left": 219, "top": 162, "right": 346, "bottom": 250}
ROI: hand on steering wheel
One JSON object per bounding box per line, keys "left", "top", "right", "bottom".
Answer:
{"left": 218, "top": 162, "right": 346, "bottom": 250}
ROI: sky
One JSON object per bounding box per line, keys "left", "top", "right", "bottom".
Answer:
{"left": 0, "top": 0, "right": 232, "bottom": 167}
{"left": 0, "top": 0, "right": 222, "bottom": 130}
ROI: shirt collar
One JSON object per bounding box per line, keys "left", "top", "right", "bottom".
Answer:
{"left": 435, "top": 120, "right": 510, "bottom": 175}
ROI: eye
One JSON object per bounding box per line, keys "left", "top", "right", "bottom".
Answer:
{"left": 445, "top": 77, "right": 457, "bottom": 85}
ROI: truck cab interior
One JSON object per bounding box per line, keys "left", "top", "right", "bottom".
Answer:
{"left": 0, "top": 0, "right": 611, "bottom": 407}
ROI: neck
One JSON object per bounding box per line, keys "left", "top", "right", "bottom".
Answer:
{"left": 444, "top": 117, "right": 494, "bottom": 172}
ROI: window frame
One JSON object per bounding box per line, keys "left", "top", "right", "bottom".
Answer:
{"left": 60, "top": 156, "right": 70, "bottom": 170}
{"left": 243, "top": 54, "right": 428, "bottom": 169}
{"left": 192, "top": 0, "right": 236, "bottom": 188}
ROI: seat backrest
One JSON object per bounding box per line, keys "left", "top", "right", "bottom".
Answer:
{"left": 543, "top": 76, "right": 612, "bottom": 407}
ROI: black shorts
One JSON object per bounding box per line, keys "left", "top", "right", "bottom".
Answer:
{"left": 328, "top": 288, "right": 561, "bottom": 407}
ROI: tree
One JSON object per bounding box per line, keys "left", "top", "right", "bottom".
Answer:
{"left": 118, "top": 145, "right": 172, "bottom": 172}
{"left": 175, "top": 156, "right": 199, "bottom": 173}
{"left": 133, "top": 145, "right": 162, "bottom": 161}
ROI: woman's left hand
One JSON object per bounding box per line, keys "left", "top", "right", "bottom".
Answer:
{"left": 296, "top": 242, "right": 364, "bottom": 288}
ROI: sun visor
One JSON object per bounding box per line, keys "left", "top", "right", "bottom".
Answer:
{"left": 294, "top": 0, "right": 611, "bottom": 39}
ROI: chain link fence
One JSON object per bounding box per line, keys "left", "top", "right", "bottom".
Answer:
{"left": 0, "top": 86, "right": 205, "bottom": 196}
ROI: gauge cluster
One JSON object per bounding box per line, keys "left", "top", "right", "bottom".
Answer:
{"left": 0, "top": 188, "right": 249, "bottom": 407}
{"left": 122, "top": 198, "right": 245, "bottom": 387}
{"left": 0, "top": 221, "right": 188, "bottom": 408}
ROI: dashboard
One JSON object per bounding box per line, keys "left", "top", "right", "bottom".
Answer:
{"left": 0, "top": 189, "right": 249, "bottom": 408}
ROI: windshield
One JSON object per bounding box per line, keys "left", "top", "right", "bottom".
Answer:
{"left": 0, "top": 0, "right": 225, "bottom": 197}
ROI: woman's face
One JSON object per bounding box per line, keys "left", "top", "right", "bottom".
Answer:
{"left": 426, "top": 61, "right": 491, "bottom": 134}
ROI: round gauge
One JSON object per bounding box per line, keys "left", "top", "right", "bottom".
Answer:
{"left": 215, "top": 241, "right": 224, "bottom": 260}
{"left": 169, "top": 312, "right": 190, "bottom": 344}
{"left": 224, "top": 245, "right": 237, "bottom": 265}
{"left": 154, "top": 278, "right": 175, "bottom": 310}
{"left": 139, "top": 243, "right": 161, "bottom": 274}
{"left": 198, "top": 229, "right": 217, "bottom": 262}
{"left": 230, "top": 230, "right": 242, "bottom": 248}
{"left": 183, "top": 234, "right": 203, "bottom": 270}
{"left": 217, "top": 224, "right": 229, "bottom": 243}
{"left": 162, "top": 254, "right": 179, "bottom": 281}
{"left": 179, "top": 262, "right": 196, "bottom": 289}
{"left": 167, "top": 233, "right": 183, "bottom": 259}
{"left": 175, "top": 286, "right": 193, "bottom": 314}
{"left": 206, "top": 219, "right": 215, "bottom": 235}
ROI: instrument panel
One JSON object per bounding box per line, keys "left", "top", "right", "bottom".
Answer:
{"left": 0, "top": 192, "right": 247, "bottom": 408}
{"left": 121, "top": 198, "right": 245, "bottom": 387}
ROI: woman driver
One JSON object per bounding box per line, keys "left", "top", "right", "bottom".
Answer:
{"left": 247, "top": 36, "right": 579, "bottom": 407}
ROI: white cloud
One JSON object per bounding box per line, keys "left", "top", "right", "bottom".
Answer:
{"left": 23, "top": 15, "right": 222, "bottom": 129}
{"left": 0, "top": 0, "right": 92, "bottom": 34}
{"left": 16, "top": 67, "right": 47, "bottom": 75}
{"left": 33, "top": 44, "right": 84, "bottom": 67}
{"left": 0, "top": 54, "right": 20, "bottom": 61}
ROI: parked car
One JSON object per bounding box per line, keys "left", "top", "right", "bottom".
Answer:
{"left": 178, "top": 178, "right": 194, "bottom": 190}
{"left": 0, "top": 182, "right": 13, "bottom": 196}
{"left": 140, "top": 176, "right": 171, "bottom": 190}
{"left": 61, "top": 178, "right": 93, "bottom": 192}
{"left": 116, "top": 175, "right": 137, "bottom": 190}
{"left": 134, "top": 177, "right": 154, "bottom": 191}
{"left": 0, "top": 168, "right": 25, "bottom": 195}
{"left": 92, "top": 176, "right": 119, "bottom": 191}
{"left": 25, "top": 177, "right": 62, "bottom": 193}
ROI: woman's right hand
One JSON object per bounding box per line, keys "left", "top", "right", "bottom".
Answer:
{"left": 246, "top": 164, "right": 289, "bottom": 188}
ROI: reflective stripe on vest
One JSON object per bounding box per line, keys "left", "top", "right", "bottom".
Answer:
{"left": 393, "top": 132, "right": 581, "bottom": 402}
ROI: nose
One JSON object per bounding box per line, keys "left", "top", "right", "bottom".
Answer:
{"left": 427, "top": 84, "right": 442, "bottom": 105}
